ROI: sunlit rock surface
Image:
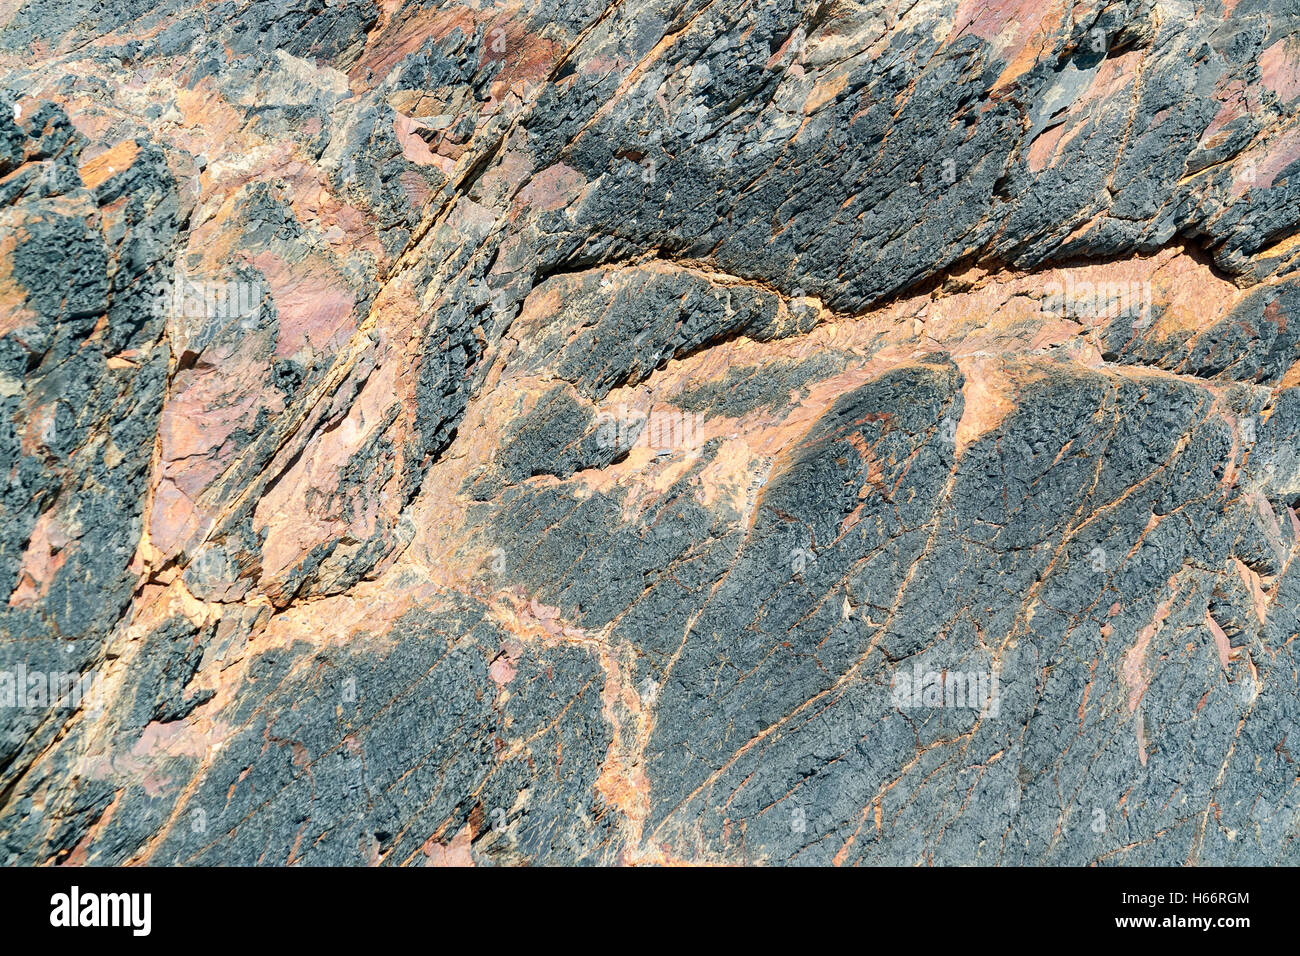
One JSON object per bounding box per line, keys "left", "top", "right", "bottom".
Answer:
{"left": 1, "top": 0, "right": 1299, "bottom": 865}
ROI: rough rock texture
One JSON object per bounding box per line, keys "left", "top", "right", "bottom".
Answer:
{"left": 1, "top": 0, "right": 1299, "bottom": 865}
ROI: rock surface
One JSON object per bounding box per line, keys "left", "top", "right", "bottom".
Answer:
{"left": 1, "top": 0, "right": 1299, "bottom": 865}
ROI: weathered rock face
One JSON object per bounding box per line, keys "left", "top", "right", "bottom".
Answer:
{"left": 1, "top": 0, "right": 1298, "bottom": 866}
